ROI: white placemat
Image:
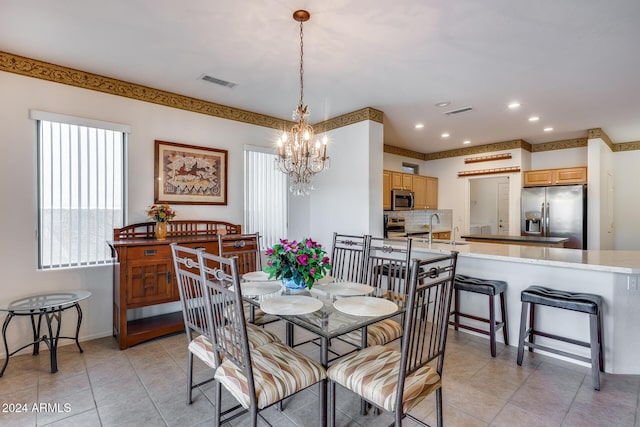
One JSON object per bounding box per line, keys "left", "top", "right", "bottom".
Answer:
{"left": 314, "top": 282, "right": 374, "bottom": 296}
{"left": 260, "top": 296, "right": 323, "bottom": 315}
{"left": 333, "top": 297, "right": 398, "bottom": 317}
{"left": 316, "top": 275, "right": 335, "bottom": 285}
{"left": 230, "top": 281, "right": 282, "bottom": 297}
{"left": 242, "top": 271, "right": 275, "bottom": 282}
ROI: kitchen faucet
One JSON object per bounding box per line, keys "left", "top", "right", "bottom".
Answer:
{"left": 452, "top": 226, "right": 460, "bottom": 245}
{"left": 428, "top": 213, "right": 440, "bottom": 247}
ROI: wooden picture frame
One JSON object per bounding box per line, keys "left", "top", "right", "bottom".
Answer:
{"left": 154, "top": 140, "right": 228, "bottom": 205}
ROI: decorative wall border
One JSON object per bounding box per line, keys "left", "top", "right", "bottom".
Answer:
{"left": 530, "top": 138, "right": 588, "bottom": 152}
{"left": 588, "top": 128, "right": 614, "bottom": 150}
{"left": 423, "top": 139, "right": 531, "bottom": 161}
{"left": 0, "top": 50, "right": 381, "bottom": 133}
{"left": 313, "top": 107, "right": 383, "bottom": 134}
{"left": 612, "top": 141, "right": 640, "bottom": 152}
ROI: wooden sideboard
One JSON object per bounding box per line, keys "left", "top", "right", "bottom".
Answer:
{"left": 108, "top": 220, "right": 241, "bottom": 349}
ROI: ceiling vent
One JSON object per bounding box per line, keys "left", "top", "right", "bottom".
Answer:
{"left": 444, "top": 106, "right": 473, "bottom": 116}
{"left": 199, "top": 74, "right": 237, "bottom": 88}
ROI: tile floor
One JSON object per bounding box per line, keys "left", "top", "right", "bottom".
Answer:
{"left": 1, "top": 323, "right": 639, "bottom": 427}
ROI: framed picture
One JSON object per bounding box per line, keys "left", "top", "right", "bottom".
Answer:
{"left": 154, "top": 140, "right": 228, "bottom": 205}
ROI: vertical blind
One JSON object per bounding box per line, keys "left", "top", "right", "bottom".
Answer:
{"left": 244, "top": 147, "right": 288, "bottom": 249}
{"left": 34, "top": 111, "right": 128, "bottom": 269}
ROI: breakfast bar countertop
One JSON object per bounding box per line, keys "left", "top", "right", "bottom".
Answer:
{"left": 410, "top": 240, "right": 640, "bottom": 274}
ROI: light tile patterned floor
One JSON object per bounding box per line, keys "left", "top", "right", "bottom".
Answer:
{"left": 1, "top": 323, "right": 639, "bottom": 426}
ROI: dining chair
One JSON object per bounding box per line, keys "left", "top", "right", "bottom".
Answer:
{"left": 217, "top": 232, "right": 279, "bottom": 326}
{"left": 339, "top": 236, "right": 412, "bottom": 348}
{"left": 217, "top": 232, "right": 262, "bottom": 275}
{"left": 196, "top": 249, "right": 327, "bottom": 426}
{"left": 327, "top": 252, "right": 459, "bottom": 427}
{"left": 329, "top": 232, "right": 370, "bottom": 282}
{"left": 170, "top": 244, "right": 281, "bottom": 405}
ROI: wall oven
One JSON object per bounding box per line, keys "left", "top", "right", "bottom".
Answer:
{"left": 391, "top": 189, "right": 414, "bottom": 211}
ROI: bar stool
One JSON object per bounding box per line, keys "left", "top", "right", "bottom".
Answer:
{"left": 517, "top": 285, "right": 604, "bottom": 390}
{"left": 449, "top": 274, "right": 509, "bottom": 357}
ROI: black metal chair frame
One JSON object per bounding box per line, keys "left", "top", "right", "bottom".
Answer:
{"left": 328, "top": 252, "right": 459, "bottom": 427}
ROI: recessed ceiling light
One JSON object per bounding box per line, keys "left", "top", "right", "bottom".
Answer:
{"left": 414, "top": 123, "right": 424, "bottom": 129}
{"left": 463, "top": 140, "right": 471, "bottom": 145}
{"left": 441, "top": 132, "right": 450, "bottom": 138}
{"left": 528, "top": 116, "right": 540, "bottom": 122}
{"left": 435, "top": 101, "right": 451, "bottom": 108}
{"left": 508, "top": 102, "right": 521, "bottom": 109}
{"left": 544, "top": 127, "right": 553, "bottom": 132}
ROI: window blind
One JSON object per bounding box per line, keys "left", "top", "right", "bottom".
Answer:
{"left": 244, "top": 147, "right": 288, "bottom": 249}
{"left": 35, "top": 113, "right": 127, "bottom": 269}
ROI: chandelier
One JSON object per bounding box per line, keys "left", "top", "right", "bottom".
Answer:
{"left": 275, "top": 10, "right": 330, "bottom": 196}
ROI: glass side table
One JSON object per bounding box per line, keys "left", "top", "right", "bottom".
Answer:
{"left": 0, "top": 290, "right": 91, "bottom": 377}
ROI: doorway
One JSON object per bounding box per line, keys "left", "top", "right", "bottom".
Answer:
{"left": 469, "top": 176, "right": 510, "bottom": 235}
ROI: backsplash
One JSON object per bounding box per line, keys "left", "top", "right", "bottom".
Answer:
{"left": 386, "top": 209, "right": 453, "bottom": 232}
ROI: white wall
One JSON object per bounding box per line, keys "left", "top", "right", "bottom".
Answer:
{"left": 422, "top": 149, "right": 524, "bottom": 236}
{"left": 587, "top": 139, "right": 615, "bottom": 250}
{"left": 531, "top": 146, "right": 588, "bottom": 169}
{"left": 0, "top": 71, "right": 275, "bottom": 355}
{"left": 289, "top": 120, "right": 383, "bottom": 249}
{"left": 613, "top": 150, "right": 640, "bottom": 249}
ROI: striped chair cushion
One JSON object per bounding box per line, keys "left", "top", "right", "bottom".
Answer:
{"left": 188, "top": 324, "right": 281, "bottom": 369}
{"left": 341, "top": 319, "right": 403, "bottom": 347}
{"left": 327, "top": 345, "right": 441, "bottom": 413}
{"left": 214, "top": 342, "right": 327, "bottom": 409}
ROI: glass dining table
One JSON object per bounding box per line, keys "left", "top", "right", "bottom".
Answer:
{"left": 241, "top": 281, "right": 406, "bottom": 427}
{"left": 0, "top": 290, "right": 91, "bottom": 377}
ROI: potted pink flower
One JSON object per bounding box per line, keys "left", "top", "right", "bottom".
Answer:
{"left": 264, "top": 238, "right": 332, "bottom": 290}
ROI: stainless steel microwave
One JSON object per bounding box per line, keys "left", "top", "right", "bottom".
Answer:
{"left": 391, "top": 189, "right": 414, "bottom": 211}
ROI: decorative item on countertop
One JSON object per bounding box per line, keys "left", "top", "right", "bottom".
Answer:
{"left": 147, "top": 204, "right": 176, "bottom": 241}
{"left": 264, "top": 238, "right": 332, "bottom": 290}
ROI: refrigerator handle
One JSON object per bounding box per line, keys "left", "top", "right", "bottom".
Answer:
{"left": 546, "top": 202, "right": 550, "bottom": 237}
{"left": 540, "top": 203, "right": 546, "bottom": 236}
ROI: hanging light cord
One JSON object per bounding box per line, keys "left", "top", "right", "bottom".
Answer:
{"left": 298, "top": 19, "right": 305, "bottom": 109}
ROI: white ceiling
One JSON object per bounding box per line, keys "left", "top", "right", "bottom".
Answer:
{"left": 2, "top": 0, "right": 640, "bottom": 154}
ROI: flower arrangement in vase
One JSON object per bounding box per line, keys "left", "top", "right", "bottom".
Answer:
{"left": 147, "top": 204, "right": 176, "bottom": 240}
{"left": 264, "top": 238, "right": 332, "bottom": 290}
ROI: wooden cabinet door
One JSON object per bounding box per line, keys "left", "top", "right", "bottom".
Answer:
{"left": 524, "top": 170, "right": 553, "bottom": 186}
{"left": 425, "top": 177, "right": 438, "bottom": 209}
{"left": 391, "top": 172, "right": 403, "bottom": 189}
{"left": 402, "top": 174, "right": 413, "bottom": 191}
{"left": 126, "top": 259, "right": 174, "bottom": 306}
{"left": 553, "top": 167, "right": 587, "bottom": 185}
{"left": 412, "top": 175, "right": 427, "bottom": 209}
{"left": 524, "top": 167, "right": 587, "bottom": 186}
{"left": 383, "top": 170, "right": 391, "bottom": 210}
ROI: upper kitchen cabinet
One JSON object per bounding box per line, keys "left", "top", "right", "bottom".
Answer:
{"left": 390, "top": 171, "right": 413, "bottom": 190}
{"left": 384, "top": 170, "right": 438, "bottom": 210}
{"left": 425, "top": 176, "right": 438, "bottom": 209}
{"left": 523, "top": 167, "right": 587, "bottom": 187}
{"left": 383, "top": 170, "right": 391, "bottom": 210}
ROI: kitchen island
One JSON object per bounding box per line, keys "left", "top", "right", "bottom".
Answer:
{"left": 461, "top": 234, "right": 569, "bottom": 247}
{"left": 409, "top": 240, "right": 640, "bottom": 374}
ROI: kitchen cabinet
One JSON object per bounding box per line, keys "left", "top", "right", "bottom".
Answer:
{"left": 425, "top": 176, "right": 438, "bottom": 209}
{"left": 412, "top": 175, "right": 427, "bottom": 209}
{"left": 108, "top": 220, "right": 241, "bottom": 349}
{"left": 383, "top": 171, "right": 391, "bottom": 210}
{"left": 432, "top": 231, "right": 450, "bottom": 240}
{"left": 523, "top": 167, "right": 587, "bottom": 187}
{"left": 390, "top": 171, "right": 413, "bottom": 190}
{"left": 384, "top": 170, "right": 438, "bottom": 210}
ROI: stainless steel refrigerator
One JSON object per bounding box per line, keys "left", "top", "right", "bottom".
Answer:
{"left": 521, "top": 184, "right": 587, "bottom": 249}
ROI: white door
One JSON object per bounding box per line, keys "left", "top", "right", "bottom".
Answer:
{"left": 497, "top": 182, "right": 510, "bottom": 235}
